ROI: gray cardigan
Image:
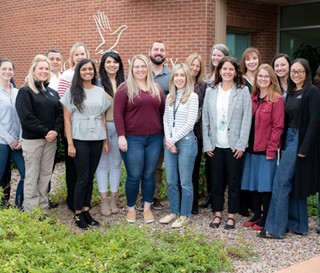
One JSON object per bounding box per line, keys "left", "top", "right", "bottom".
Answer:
{"left": 202, "top": 83, "right": 252, "bottom": 152}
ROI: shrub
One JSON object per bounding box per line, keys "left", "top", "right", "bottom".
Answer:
{"left": 0, "top": 209, "right": 234, "bottom": 273}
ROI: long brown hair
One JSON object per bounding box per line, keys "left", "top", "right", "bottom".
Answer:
{"left": 252, "top": 64, "right": 282, "bottom": 102}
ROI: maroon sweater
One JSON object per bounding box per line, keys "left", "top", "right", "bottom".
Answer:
{"left": 114, "top": 83, "right": 165, "bottom": 136}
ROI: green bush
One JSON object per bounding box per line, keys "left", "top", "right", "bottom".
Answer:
{"left": 0, "top": 209, "right": 234, "bottom": 273}
{"left": 308, "top": 194, "right": 319, "bottom": 217}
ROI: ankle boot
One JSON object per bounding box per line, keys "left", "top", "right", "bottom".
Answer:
{"left": 74, "top": 212, "right": 89, "bottom": 229}
{"left": 83, "top": 210, "right": 100, "bottom": 226}
{"left": 110, "top": 193, "right": 119, "bottom": 214}
{"left": 199, "top": 193, "right": 211, "bottom": 208}
{"left": 101, "top": 198, "right": 111, "bottom": 216}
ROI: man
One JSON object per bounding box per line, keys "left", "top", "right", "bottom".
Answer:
{"left": 139, "top": 41, "right": 171, "bottom": 210}
{"left": 46, "top": 49, "right": 64, "bottom": 209}
{"left": 46, "top": 49, "right": 63, "bottom": 91}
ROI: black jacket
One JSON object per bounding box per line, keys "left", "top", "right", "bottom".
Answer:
{"left": 16, "top": 82, "right": 63, "bottom": 139}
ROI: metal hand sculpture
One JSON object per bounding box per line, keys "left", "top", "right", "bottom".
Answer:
{"left": 93, "top": 11, "right": 128, "bottom": 54}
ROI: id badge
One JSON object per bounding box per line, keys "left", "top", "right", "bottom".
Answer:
{"left": 218, "top": 120, "right": 226, "bottom": 131}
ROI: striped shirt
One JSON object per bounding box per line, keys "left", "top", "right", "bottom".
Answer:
{"left": 164, "top": 89, "right": 198, "bottom": 145}
{"left": 57, "top": 69, "right": 74, "bottom": 98}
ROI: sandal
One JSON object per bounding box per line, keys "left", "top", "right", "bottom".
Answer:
{"left": 209, "top": 216, "right": 222, "bottom": 228}
{"left": 258, "top": 230, "right": 283, "bottom": 239}
{"left": 224, "top": 218, "right": 235, "bottom": 230}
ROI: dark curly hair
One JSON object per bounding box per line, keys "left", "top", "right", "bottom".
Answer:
{"left": 70, "top": 58, "right": 97, "bottom": 112}
{"left": 99, "top": 51, "right": 125, "bottom": 97}
{"left": 214, "top": 56, "right": 244, "bottom": 88}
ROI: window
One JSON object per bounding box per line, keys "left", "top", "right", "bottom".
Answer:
{"left": 226, "top": 33, "right": 249, "bottom": 61}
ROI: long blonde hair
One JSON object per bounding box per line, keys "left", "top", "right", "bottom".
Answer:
{"left": 27, "top": 55, "right": 51, "bottom": 94}
{"left": 185, "top": 53, "right": 205, "bottom": 84}
{"left": 126, "top": 54, "right": 161, "bottom": 103}
{"left": 68, "top": 42, "right": 90, "bottom": 69}
{"left": 252, "top": 64, "right": 282, "bottom": 102}
{"left": 168, "top": 64, "right": 194, "bottom": 106}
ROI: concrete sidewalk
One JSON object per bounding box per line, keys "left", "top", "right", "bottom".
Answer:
{"left": 275, "top": 255, "right": 320, "bottom": 273}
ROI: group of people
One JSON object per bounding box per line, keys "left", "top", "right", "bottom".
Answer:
{"left": 1, "top": 41, "right": 320, "bottom": 236}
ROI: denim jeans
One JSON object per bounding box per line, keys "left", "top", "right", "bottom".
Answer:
{"left": 0, "top": 144, "right": 25, "bottom": 207}
{"left": 121, "top": 133, "right": 163, "bottom": 207}
{"left": 164, "top": 132, "right": 197, "bottom": 217}
{"left": 265, "top": 128, "right": 309, "bottom": 236}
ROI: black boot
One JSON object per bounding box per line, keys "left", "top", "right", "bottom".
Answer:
{"left": 199, "top": 193, "right": 211, "bottom": 208}
{"left": 74, "top": 212, "right": 89, "bottom": 229}
{"left": 191, "top": 201, "right": 199, "bottom": 215}
{"left": 82, "top": 210, "right": 100, "bottom": 226}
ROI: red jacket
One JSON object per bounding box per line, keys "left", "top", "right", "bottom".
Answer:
{"left": 251, "top": 94, "right": 284, "bottom": 158}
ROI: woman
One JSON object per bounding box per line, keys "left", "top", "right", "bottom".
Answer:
{"left": 160, "top": 64, "right": 198, "bottom": 227}
{"left": 60, "top": 59, "right": 110, "bottom": 229}
{"left": 57, "top": 42, "right": 89, "bottom": 212}
{"left": 185, "top": 53, "right": 205, "bottom": 215}
{"left": 0, "top": 58, "right": 24, "bottom": 208}
{"left": 206, "top": 44, "right": 231, "bottom": 86}
{"left": 114, "top": 54, "right": 165, "bottom": 224}
{"left": 313, "top": 66, "right": 320, "bottom": 234}
{"left": 272, "top": 53, "right": 291, "bottom": 97}
{"left": 96, "top": 51, "right": 125, "bottom": 216}
{"left": 241, "top": 64, "right": 284, "bottom": 230}
{"left": 260, "top": 58, "right": 320, "bottom": 239}
{"left": 239, "top": 47, "right": 261, "bottom": 216}
{"left": 202, "top": 56, "right": 251, "bottom": 229}
{"left": 200, "top": 44, "right": 230, "bottom": 209}
{"left": 240, "top": 47, "right": 261, "bottom": 93}
{"left": 16, "top": 55, "right": 63, "bottom": 214}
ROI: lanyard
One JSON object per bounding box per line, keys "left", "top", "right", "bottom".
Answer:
{"left": 173, "top": 95, "right": 182, "bottom": 127}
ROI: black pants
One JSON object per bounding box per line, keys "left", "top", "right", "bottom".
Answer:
{"left": 63, "top": 137, "right": 77, "bottom": 210}
{"left": 1, "top": 159, "right": 11, "bottom": 203}
{"left": 73, "top": 140, "right": 103, "bottom": 211}
{"left": 192, "top": 138, "right": 203, "bottom": 206}
{"left": 208, "top": 147, "right": 242, "bottom": 213}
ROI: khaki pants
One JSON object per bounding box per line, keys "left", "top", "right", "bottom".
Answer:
{"left": 22, "top": 139, "right": 57, "bottom": 213}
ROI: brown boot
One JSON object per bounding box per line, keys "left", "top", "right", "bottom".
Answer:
{"left": 101, "top": 198, "right": 111, "bottom": 216}
{"left": 110, "top": 193, "right": 119, "bottom": 214}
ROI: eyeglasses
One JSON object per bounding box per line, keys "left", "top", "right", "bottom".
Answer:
{"left": 290, "top": 70, "right": 305, "bottom": 75}
{"left": 257, "top": 75, "right": 270, "bottom": 80}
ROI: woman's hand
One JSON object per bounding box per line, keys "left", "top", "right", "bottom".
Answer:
{"left": 233, "top": 149, "right": 243, "bottom": 159}
{"left": 9, "top": 140, "right": 20, "bottom": 150}
{"left": 206, "top": 151, "right": 214, "bottom": 157}
{"left": 266, "top": 157, "right": 274, "bottom": 160}
{"left": 103, "top": 140, "right": 110, "bottom": 154}
{"left": 118, "top": 136, "right": 128, "bottom": 152}
{"left": 165, "top": 139, "right": 178, "bottom": 153}
{"left": 45, "top": 130, "right": 58, "bottom": 142}
{"left": 298, "top": 153, "right": 306, "bottom": 158}
{"left": 68, "top": 144, "right": 76, "bottom": 158}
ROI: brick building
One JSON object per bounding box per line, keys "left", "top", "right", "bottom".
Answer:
{"left": 0, "top": 0, "right": 318, "bottom": 85}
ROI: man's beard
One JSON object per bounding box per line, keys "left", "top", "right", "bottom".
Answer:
{"left": 150, "top": 55, "right": 166, "bottom": 65}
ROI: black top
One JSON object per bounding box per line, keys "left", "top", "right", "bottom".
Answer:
{"left": 16, "top": 82, "right": 63, "bottom": 139}
{"left": 285, "top": 90, "right": 303, "bottom": 130}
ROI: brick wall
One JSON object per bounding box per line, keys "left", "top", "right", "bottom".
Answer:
{"left": 227, "top": 0, "right": 278, "bottom": 64}
{"left": 0, "top": 0, "right": 278, "bottom": 86}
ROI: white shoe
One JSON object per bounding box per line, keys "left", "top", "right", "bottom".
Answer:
{"left": 171, "top": 217, "right": 189, "bottom": 228}
{"left": 159, "top": 214, "right": 176, "bottom": 224}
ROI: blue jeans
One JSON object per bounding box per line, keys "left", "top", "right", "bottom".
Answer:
{"left": 164, "top": 132, "right": 197, "bottom": 217}
{"left": 265, "top": 128, "right": 308, "bottom": 236}
{"left": 0, "top": 144, "right": 25, "bottom": 207}
{"left": 121, "top": 133, "right": 163, "bottom": 207}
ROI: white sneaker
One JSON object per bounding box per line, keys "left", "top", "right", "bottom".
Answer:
{"left": 171, "top": 217, "right": 189, "bottom": 228}
{"left": 159, "top": 214, "right": 176, "bottom": 224}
